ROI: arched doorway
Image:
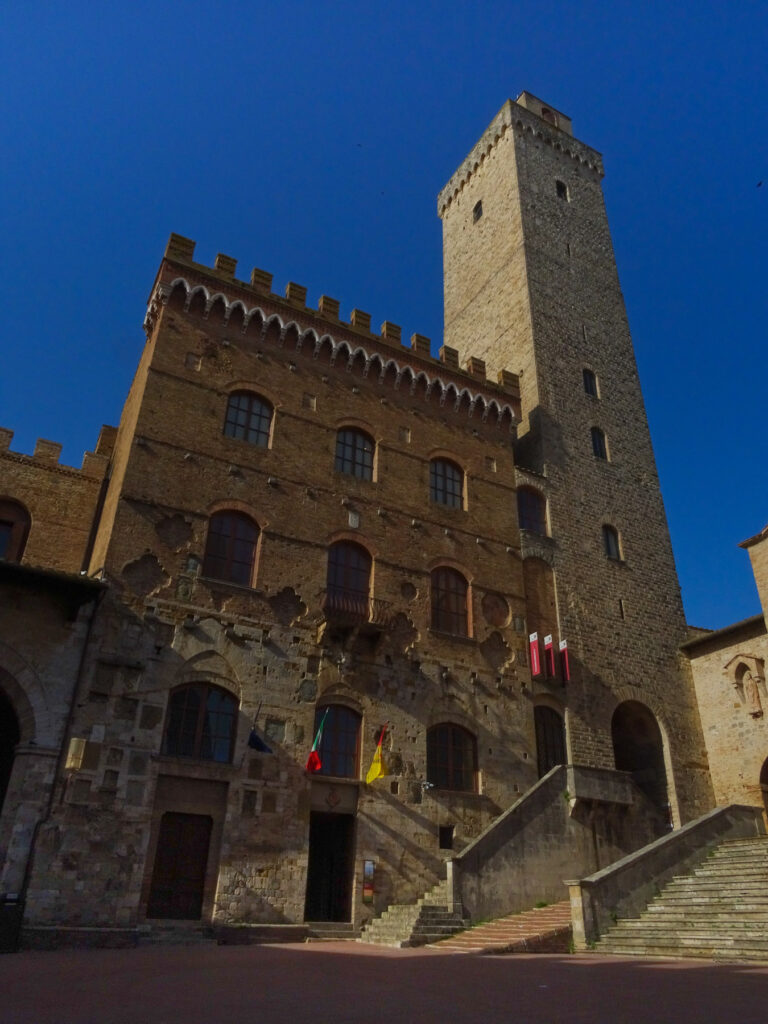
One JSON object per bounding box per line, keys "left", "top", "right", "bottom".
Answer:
{"left": 759, "top": 758, "right": 768, "bottom": 819}
{"left": 0, "top": 688, "right": 21, "bottom": 817}
{"left": 534, "top": 705, "right": 567, "bottom": 778}
{"left": 611, "top": 701, "right": 668, "bottom": 813}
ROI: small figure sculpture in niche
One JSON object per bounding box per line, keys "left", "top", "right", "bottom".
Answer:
{"left": 743, "top": 669, "right": 763, "bottom": 718}
{"left": 728, "top": 657, "right": 766, "bottom": 719}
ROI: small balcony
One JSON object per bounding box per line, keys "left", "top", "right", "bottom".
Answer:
{"left": 320, "top": 587, "right": 394, "bottom": 634}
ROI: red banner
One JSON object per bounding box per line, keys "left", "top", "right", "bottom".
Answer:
{"left": 544, "top": 634, "right": 555, "bottom": 677}
{"left": 529, "top": 632, "right": 541, "bottom": 676}
{"left": 559, "top": 639, "right": 570, "bottom": 682}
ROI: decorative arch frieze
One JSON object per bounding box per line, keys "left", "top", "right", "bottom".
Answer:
{"left": 147, "top": 277, "right": 517, "bottom": 430}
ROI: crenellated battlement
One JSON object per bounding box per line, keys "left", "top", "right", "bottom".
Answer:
{"left": 145, "top": 234, "right": 522, "bottom": 424}
{"left": 0, "top": 424, "right": 116, "bottom": 479}
{"left": 437, "top": 93, "right": 603, "bottom": 216}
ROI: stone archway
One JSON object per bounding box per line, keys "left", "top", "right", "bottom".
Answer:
{"left": 760, "top": 757, "right": 768, "bottom": 820}
{"left": 611, "top": 700, "right": 669, "bottom": 815}
{"left": 0, "top": 687, "right": 21, "bottom": 817}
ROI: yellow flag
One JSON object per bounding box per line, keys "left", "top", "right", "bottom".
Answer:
{"left": 366, "top": 724, "right": 388, "bottom": 784}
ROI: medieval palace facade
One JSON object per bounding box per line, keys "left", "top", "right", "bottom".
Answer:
{"left": 1, "top": 93, "right": 765, "bottom": 948}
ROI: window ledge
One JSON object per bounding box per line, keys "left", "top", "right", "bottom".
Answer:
{"left": 198, "top": 576, "right": 262, "bottom": 595}
{"left": 153, "top": 754, "right": 238, "bottom": 776}
{"left": 428, "top": 629, "right": 476, "bottom": 646}
{"left": 309, "top": 774, "right": 360, "bottom": 786}
{"left": 426, "top": 787, "right": 481, "bottom": 797}
{"left": 519, "top": 528, "right": 555, "bottom": 543}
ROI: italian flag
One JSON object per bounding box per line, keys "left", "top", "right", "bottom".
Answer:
{"left": 305, "top": 708, "right": 329, "bottom": 773}
{"left": 366, "top": 723, "right": 389, "bottom": 785}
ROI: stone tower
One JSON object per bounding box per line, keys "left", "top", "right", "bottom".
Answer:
{"left": 439, "top": 93, "right": 713, "bottom": 823}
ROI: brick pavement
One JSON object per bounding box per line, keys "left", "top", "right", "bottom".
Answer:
{"left": 2, "top": 943, "right": 768, "bottom": 1024}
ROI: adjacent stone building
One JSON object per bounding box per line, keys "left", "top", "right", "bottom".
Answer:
{"left": 0, "top": 93, "right": 737, "bottom": 945}
{"left": 684, "top": 525, "right": 768, "bottom": 812}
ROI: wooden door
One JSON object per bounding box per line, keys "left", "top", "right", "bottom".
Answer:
{"left": 304, "top": 812, "right": 355, "bottom": 922}
{"left": 147, "top": 812, "right": 213, "bottom": 920}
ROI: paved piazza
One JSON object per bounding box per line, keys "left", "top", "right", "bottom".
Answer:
{"left": 2, "top": 944, "right": 768, "bottom": 1024}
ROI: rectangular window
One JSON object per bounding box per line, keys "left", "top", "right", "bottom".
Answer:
{"left": 438, "top": 825, "right": 455, "bottom": 850}
{"left": 583, "top": 369, "right": 598, "bottom": 397}
{"left": 430, "top": 460, "right": 463, "bottom": 508}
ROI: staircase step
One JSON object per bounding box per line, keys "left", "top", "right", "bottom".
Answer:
{"left": 429, "top": 901, "right": 572, "bottom": 955}
{"left": 593, "top": 834, "right": 768, "bottom": 962}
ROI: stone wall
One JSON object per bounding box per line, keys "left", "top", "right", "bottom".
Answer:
{"left": 0, "top": 564, "right": 101, "bottom": 897}
{"left": 450, "top": 764, "right": 665, "bottom": 923}
{"left": 0, "top": 427, "right": 113, "bottom": 574}
{"left": 685, "top": 617, "right": 768, "bottom": 810}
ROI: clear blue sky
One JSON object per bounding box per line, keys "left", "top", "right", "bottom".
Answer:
{"left": 1, "top": 1, "right": 766, "bottom": 628}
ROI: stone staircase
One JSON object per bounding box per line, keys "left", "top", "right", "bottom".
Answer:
{"left": 358, "top": 879, "right": 469, "bottom": 948}
{"left": 595, "top": 836, "right": 768, "bottom": 962}
{"left": 430, "top": 901, "right": 573, "bottom": 954}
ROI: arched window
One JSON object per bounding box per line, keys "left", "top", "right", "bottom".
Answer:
{"left": 335, "top": 428, "right": 374, "bottom": 480}
{"left": 556, "top": 179, "right": 569, "bottom": 200}
{"left": 162, "top": 683, "right": 238, "bottom": 763}
{"left": 591, "top": 427, "right": 608, "bottom": 460}
{"left": 0, "top": 499, "right": 31, "bottom": 563}
{"left": 202, "top": 511, "right": 259, "bottom": 585}
{"left": 534, "top": 706, "right": 567, "bottom": 778}
{"left": 430, "top": 459, "right": 464, "bottom": 509}
{"left": 431, "top": 567, "right": 469, "bottom": 636}
{"left": 583, "top": 368, "right": 598, "bottom": 398}
{"left": 602, "top": 524, "right": 621, "bottom": 560}
{"left": 517, "top": 488, "right": 547, "bottom": 535}
{"left": 313, "top": 704, "right": 361, "bottom": 778}
{"left": 326, "top": 541, "right": 372, "bottom": 619}
{"left": 427, "top": 724, "right": 477, "bottom": 792}
{"left": 224, "top": 392, "right": 273, "bottom": 447}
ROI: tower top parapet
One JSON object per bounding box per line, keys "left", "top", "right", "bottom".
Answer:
{"left": 437, "top": 93, "right": 604, "bottom": 216}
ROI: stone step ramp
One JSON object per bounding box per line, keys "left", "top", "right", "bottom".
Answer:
{"left": 429, "top": 901, "right": 572, "bottom": 954}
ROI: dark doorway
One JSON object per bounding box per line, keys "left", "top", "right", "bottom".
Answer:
{"left": 147, "top": 812, "right": 213, "bottom": 919}
{"left": 535, "top": 705, "right": 566, "bottom": 778}
{"left": 304, "top": 812, "right": 355, "bottom": 922}
{"left": 0, "top": 689, "right": 20, "bottom": 817}
{"left": 612, "top": 701, "right": 668, "bottom": 813}
{"left": 760, "top": 757, "right": 768, "bottom": 819}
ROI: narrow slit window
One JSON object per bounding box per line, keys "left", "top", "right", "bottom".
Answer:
{"left": 603, "top": 525, "right": 621, "bottom": 561}
{"left": 473, "top": 200, "right": 483, "bottom": 223}
{"left": 591, "top": 427, "right": 608, "bottom": 460}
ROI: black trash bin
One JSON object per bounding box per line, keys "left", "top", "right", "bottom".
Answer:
{"left": 0, "top": 893, "right": 23, "bottom": 953}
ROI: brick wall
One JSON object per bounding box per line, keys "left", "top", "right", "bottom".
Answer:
{"left": 0, "top": 427, "right": 113, "bottom": 573}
